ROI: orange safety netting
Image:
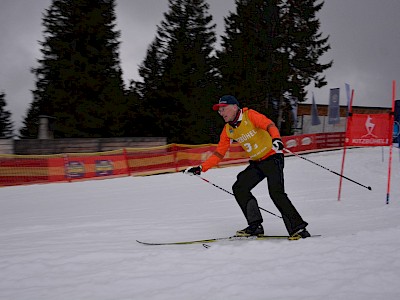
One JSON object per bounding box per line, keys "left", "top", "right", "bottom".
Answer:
{"left": 0, "top": 132, "right": 344, "bottom": 187}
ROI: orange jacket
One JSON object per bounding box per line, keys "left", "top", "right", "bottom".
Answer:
{"left": 201, "top": 107, "right": 281, "bottom": 172}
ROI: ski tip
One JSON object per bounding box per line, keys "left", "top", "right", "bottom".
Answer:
{"left": 136, "top": 240, "right": 156, "bottom": 245}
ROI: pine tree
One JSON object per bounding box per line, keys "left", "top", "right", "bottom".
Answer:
{"left": 276, "top": 0, "right": 332, "bottom": 134}
{"left": 218, "top": 0, "right": 280, "bottom": 112}
{"left": 218, "top": 0, "right": 331, "bottom": 134}
{"left": 20, "top": 0, "right": 126, "bottom": 138}
{"left": 0, "top": 92, "right": 14, "bottom": 138}
{"left": 132, "top": 37, "right": 166, "bottom": 137}
{"left": 279, "top": 0, "right": 332, "bottom": 100}
{"left": 136, "top": 0, "right": 219, "bottom": 143}
{"left": 19, "top": 102, "right": 40, "bottom": 139}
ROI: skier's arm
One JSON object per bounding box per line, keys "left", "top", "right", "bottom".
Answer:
{"left": 201, "top": 128, "right": 231, "bottom": 172}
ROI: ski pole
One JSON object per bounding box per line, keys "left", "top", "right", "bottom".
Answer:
{"left": 284, "top": 148, "right": 372, "bottom": 191}
{"left": 196, "top": 175, "right": 283, "bottom": 219}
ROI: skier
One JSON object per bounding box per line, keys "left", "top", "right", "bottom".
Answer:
{"left": 185, "top": 95, "right": 310, "bottom": 239}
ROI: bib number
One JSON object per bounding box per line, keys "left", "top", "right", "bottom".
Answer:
{"left": 243, "top": 142, "right": 258, "bottom": 153}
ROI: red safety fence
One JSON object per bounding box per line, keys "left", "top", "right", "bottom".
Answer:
{"left": 0, "top": 132, "right": 344, "bottom": 187}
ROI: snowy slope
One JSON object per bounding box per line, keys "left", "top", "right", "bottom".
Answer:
{"left": 0, "top": 147, "right": 399, "bottom": 300}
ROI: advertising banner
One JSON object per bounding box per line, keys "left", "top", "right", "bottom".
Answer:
{"left": 394, "top": 100, "right": 400, "bottom": 143}
{"left": 328, "top": 88, "right": 340, "bottom": 124}
{"left": 345, "top": 113, "right": 392, "bottom": 146}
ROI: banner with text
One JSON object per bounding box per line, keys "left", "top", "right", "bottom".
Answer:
{"left": 345, "top": 113, "right": 392, "bottom": 146}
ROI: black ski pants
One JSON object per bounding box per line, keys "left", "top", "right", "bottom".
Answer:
{"left": 232, "top": 153, "right": 308, "bottom": 235}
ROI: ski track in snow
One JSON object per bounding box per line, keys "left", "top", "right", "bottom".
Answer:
{"left": 0, "top": 147, "right": 399, "bottom": 300}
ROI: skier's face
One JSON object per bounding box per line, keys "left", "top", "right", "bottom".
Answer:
{"left": 218, "top": 105, "right": 238, "bottom": 123}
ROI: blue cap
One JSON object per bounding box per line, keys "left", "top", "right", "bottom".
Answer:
{"left": 212, "top": 95, "right": 239, "bottom": 111}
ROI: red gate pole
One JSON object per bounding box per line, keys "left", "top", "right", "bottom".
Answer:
{"left": 338, "top": 89, "right": 354, "bottom": 201}
{"left": 386, "top": 80, "right": 396, "bottom": 204}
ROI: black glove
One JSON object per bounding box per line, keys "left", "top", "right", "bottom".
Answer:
{"left": 272, "top": 138, "right": 284, "bottom": 151}
{"left": 184, "top": 165, "right": 202, "bottom": 176}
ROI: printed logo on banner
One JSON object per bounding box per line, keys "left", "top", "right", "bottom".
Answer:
{"left": 301, "top": 137, "right": 312, "bottom": 146}
{"left": 362, "top": 115, "right": 377, "bottom": 138}
{"left": 95, "top": 160, "right": 114, "bottom": 176}
{"left": 66, "top": 161, "right": 85, "bottom": 178}
{"left": 285, "top": 139, "right": 297, "bottom": 148}
{"left": 284, "top": 136, "right": 313, "bottom": 149}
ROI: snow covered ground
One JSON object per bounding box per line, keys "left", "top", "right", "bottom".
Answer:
{"left": 1, "top": 146, "right": 399, "bottom": 300}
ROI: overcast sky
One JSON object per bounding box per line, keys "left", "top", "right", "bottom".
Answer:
{"left": 0, "top": 0, "right": 399, "bottom": 132}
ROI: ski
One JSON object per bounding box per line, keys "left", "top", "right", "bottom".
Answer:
{"left": 136, "top": 234, "right": 321, "bottom": 246}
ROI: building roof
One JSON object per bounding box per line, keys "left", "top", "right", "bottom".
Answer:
{"left": 297, "top": 103, "right": 391, "bottom": 117}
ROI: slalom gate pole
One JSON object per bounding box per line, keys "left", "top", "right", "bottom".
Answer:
{"left": 284, "top": 148, "right": 372, "bottom": 191}
{"left": 386, "top": 80, "right": 396, "bottom": 204}
{"left": 196, "top": 175, "right": 283, "bottom": 219}
{"left": 338, "top": 89, "right": 354, "bottom": 201}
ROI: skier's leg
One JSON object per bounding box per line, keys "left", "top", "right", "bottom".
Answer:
{"left": 260, "top": 154, "right": 308, "bottom": 235}
{"left": 232, "top": 162, "right": 265, "bottom": 225}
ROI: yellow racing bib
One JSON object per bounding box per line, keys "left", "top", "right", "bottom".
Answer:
{"left": 225, "top": 110, "right": 272, "bottom": 160}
